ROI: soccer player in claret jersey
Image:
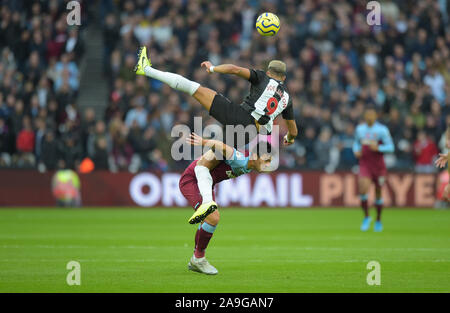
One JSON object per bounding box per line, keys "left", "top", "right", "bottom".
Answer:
{"left": 353, "top": 109, "right": 395, "bottom": 232}
{"left": 179, "top": 132, "right": 274, "bottom": 275}
{"left": 134, "top": 46, "right": 297, "bottom": 149}
{"left": 435, "top": 126, "right": 450, "bottom": 201}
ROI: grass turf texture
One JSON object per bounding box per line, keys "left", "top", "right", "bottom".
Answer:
{"left": 0, "top": 208, "right": 449, "bottom": 293}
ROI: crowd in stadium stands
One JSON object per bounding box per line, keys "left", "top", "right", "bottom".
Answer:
{"left": 0, "top": 0, "right": 87, "bottom": 170}
{"left": 0, "top": 0, "right": 449, "bottom": 174}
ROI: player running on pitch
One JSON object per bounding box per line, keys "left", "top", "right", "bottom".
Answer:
{"left": 353, "top": 108, "right": 394, "bottom": 232}
{"left": 134, "top": 46, "right": 298, "bottom": 148}
{"left": 180, "top": 132, "right": 274, "bottom": 275}
{"left": 435, "top": 126, "right": 450, "bottom": 201}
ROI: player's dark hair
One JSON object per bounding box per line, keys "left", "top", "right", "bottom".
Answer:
{"left": 253, "top": 140, "right": 273, "bottom": 157}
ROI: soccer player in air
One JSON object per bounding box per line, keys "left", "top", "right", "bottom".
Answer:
{"left": 353, "top": 108, "right": 395, "bottom": 232}
{"left": 134, "top": 46, "right": 297, "bottom": 149}
{"left": 179, "top": 132, "right": 274, "bottom": 275}
{"left": 435, "top": 126, "right": 450, "bottom": 201}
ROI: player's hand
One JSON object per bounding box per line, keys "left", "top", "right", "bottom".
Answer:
{"left": 201, "top": 61, "right": 214, "bottom": 74}
{"left": 369, "top": 142, "right": 378, "bottom": 151}
{"left": 186, "top": 132, "right": 205, "bottom": 146}
{"left": 435, "top": 153, "right": 448, "bottom": 168}
{"left": 354, "top": 151, "right": 362, "bottom": 159}
{"left": 283, "top": 134, "right": 295, "bottom": 146}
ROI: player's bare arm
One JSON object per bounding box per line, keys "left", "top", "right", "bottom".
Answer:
{"left": 283, "top": 119, "right": 298, "bottom": 146}
{"left": 186, "top": 132, "right": 234, "bottom": 163}
{"left": 201, "top": 61, "right": 251, "bottom": 80}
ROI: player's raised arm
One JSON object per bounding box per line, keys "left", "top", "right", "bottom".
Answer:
{"left": 186, "top": 132, "right": 234, "bottom": 160}
{"left": 201, "top": 61, "right": 251, "bottom": 80}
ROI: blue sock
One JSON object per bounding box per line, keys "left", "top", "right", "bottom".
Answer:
{"left": 201, "top": 222, "right": 216, "bottom": 234}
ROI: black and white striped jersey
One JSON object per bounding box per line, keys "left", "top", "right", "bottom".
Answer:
{"left": 240, "top": 69, "right": 294, "bottom": 133}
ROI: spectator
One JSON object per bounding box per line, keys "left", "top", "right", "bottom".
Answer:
{"left": 0, "top": 117, "right": 12, "bottom": 167}
{"left": 92, "top": 137, "right": 110, "bottom": 170}
{"left": 15, "top": 116, "right": 35, "bottom": 167}
{"left": 337, "top": 123, "right": 357, "bottom": 169}
{"left": 313, "top": 127, "right": 333, "bottom": 169}
{"left": 40, "top": 132, "right": 59, "bottom": 171}
{"left": 87, "top": 120, "right": 112, "bottom": 158}
{"left": 413, "top": 131, "right": 439, "bottom": 173}
{"left": 125, "top": 96, "right": 148, "bottom": 129}
{"left": 58, "top": 136, "right": 82, "bottom": 170}
{"left": 0, "top": 0, "right": 449, "bottom": 173}
{"left": 54, "top": 53, "right": 80, "bottom": 92}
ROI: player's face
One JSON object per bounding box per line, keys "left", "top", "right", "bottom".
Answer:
{"left": 364, "top": 110, "right": 377, "bottom": 125}
{"left": 255, "top": 154, "right": 272, "bottom": 172}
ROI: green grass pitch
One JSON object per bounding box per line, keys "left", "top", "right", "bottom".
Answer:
{"left": 0, "top": 208, "right": 449, "bottom": 292}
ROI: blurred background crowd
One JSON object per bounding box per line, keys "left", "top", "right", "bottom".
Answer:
{"left": 0, "top": 0, "right": 449, "bottom": 173}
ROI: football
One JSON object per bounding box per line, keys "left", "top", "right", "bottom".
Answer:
{"left": 255, "top": 12, "right": 280, "bottom": 36}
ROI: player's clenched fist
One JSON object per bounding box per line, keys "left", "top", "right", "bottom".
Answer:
{"left": 201, "top": 61, "right": 214, "bottom": 73}
{"left": 283, "top": 134, "right": 295, "bottom": 146}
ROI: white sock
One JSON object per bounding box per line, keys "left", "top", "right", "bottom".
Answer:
{"left": 144, "top": 66, "right": 200, "bottom": 96}
{"left": 194, "top": 165, "right": 213, "bottom": 204}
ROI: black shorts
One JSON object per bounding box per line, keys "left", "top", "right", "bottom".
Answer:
{"left": 209, "top": 93, "right": 257, "bottom": 148}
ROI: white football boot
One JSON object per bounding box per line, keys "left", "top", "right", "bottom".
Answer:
{"left": 188, "top": 256, "right": 218, "bottom": 275}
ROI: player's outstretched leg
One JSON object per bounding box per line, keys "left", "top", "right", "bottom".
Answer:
{"left": 135, "top": 46, "right": 200, "bottom": 95}
{"left": 135, "top": 46, "right": 217, "bottom": 111}
{"left": 188, "top": 212, "right": 219, "bottom": 275}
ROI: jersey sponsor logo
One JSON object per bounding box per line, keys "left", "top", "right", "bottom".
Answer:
{"left": 225, "top": 170, "right": 236, "bottom": 178}
{"left": 265, "top": 97, "right": 278, "bottom": 115}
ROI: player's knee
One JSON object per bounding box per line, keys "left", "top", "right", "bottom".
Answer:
{"left": 205, "top": 210, "right": 220, "bottom": 226}
{"left": 197, "top": 158, "right": 207, "bottom": 167}
{"left": 358, "top": 184, "right": 368, "bottom": 194}
{"left": 193, "top": 86, "right": 217, "bottom": 109}
{"left": 193, "top": 86, "right": 213, "bottom": 99}
{"left": 358, "top": 179, "right": 370, "bottom": 193}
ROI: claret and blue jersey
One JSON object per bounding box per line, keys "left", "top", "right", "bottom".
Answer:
{"left": 352, "top": 121, "right": 395, "bottom": 156}
{"left": 224, "top": 149, "right": 252, "bottom": 177}
{"left": 352, "top": 121, "right": 395, "bottom": 181}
